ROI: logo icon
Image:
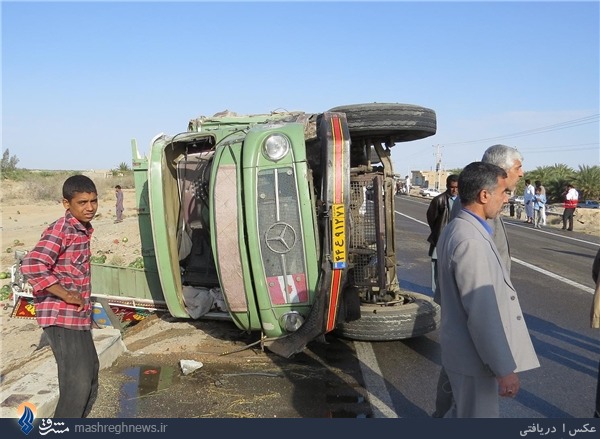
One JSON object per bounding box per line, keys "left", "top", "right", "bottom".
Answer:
{"left": 17, "top": 402, "right": 36, "bottom": 435}
{"left": 265, "top": 222, "right": 297, "bottom": 254}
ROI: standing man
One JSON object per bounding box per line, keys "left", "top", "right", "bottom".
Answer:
{"left": 535, "top": 180, "right": 547, "bottom": 226}
{"left": 523, "top": 179, "right": 535, "bottom": 224}
{"left": 114, "top": 185, "right": 124, "bottom": 223}
{"left": 447, "top": 147, "right": 524, "bottom": 274}
{"left": 532, "top": 185, "right": 546, "bottom": 229}
{"left": 426, "top": 174, "right": 459, "bottom": 302}
{"left": 434, "top": 144, "right": 525, "bottom": 417}
{"left": 562, "top": 183, "right": 579, "bottom": 231}
{"left": 437, "top": 162, "right": 539, "bottom": 418}
{"left": 21, "top": 175, "right": 100, "bottom": 418}
{"left": 404, "top": 175, "right": 411, "bottom": 195}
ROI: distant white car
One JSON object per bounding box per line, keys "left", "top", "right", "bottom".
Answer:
{"left": 420, "top": 188, "right": 441, "bottom": 198}
{"left": 509, "top": 196, "right": 525, "bottom": 205}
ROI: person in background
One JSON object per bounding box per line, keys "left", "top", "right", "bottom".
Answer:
{"left": 114, "top": 185, "right": 124, "bottom": 223}
{"left": 405, "top": 175, "right": 411, "bottom": 195}
{"left": 562, "top": 183, "right": 579, "bottom": 231}
{"left": 516, "top": 203, "right": 524, "bottom": 220}
{"left": 437, "top": 162, "right": 540, "bottom": 418}
{"left": 591, "top": 248, "right": 600, "bottom": 418}
{"left": 523, "top": 179, "right": 535, "bottom": 224}
{"left": 21, "top": 175, "right": 100, "bottom": 418}
{"left": 535, "top": 180, "right": 547, "bottom": 226}
{"left": 532, "top": 185, "right": 546, "bottom": 229}
{"left": 435, "top": 144, "right": 524, "bottom": 418}
{"left": 426, "top": 174, "right": 459, "bottom": 302}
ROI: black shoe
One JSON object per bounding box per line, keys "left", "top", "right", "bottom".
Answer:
{"left": 567, "top": 229, "right": 573, "bottom": 231}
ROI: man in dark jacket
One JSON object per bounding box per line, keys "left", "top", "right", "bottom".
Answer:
{"left": 426, "top": 174, "right": 459, "bottom": 303}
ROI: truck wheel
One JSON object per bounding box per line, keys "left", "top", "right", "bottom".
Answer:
{"left": 334, "top": 292, "right": 440, "bottom": 341}
{"left": 328, "top": 103, "right": 437, "bottom": 143}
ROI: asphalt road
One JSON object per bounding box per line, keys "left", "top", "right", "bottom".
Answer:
{"left": 90, "top": 195, "right": 599, "bottom": 419}
{"left": 383, "top": 194, "right": 600, "bottom": 418}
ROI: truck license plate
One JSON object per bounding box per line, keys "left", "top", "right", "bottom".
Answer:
{"left": 332, "top": 203, "right": 346, "bottom": 269}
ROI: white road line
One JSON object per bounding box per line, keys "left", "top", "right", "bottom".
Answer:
{"left": 396, "top": 211, "right": 427, "bottom": 226}
{"left": 395, "top": 210, "right": 596, "bottom": 295}
{"left": 505, "top": 221, "right": 600, "bottom": 246}
{"left": 512, "top": 257, "right": 594, "bottom": 294}
{"left": 353, "top": 341, "right": 398, "bottom": 418}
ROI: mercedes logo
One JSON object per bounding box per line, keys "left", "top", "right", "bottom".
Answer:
{"left": 265, "top": 222, "right": 297, "bottom": 254}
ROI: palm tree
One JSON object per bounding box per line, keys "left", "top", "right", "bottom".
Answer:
{"left": 547, "top": 164, "right": 576, "bottom": 181}
{"left": 526, "top": 166, "right": 554, "bottom": 185}
{"left": 545, "top": 179, "right": 570, "bottom": 204}
{"left": 574, "top": 165, "right": 600, "bottom": 200}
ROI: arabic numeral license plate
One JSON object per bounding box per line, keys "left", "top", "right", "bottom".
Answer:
{"left": 332, "top": 203, "right": 346, "bottom": 269}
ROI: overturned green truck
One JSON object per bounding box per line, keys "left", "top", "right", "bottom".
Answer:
{"left": 106, "top": 103, "right": 440, "bottom": 357}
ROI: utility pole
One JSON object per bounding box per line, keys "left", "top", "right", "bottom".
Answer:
{"left": 433, "top": 144, "right": 443, "bottom": 190}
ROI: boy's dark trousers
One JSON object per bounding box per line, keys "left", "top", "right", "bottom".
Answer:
{"left": 44, "top": 326, "right": 99, "bottom": 417}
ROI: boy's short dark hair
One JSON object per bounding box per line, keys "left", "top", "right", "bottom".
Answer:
{"left": 115, "top": 185, "right": 122, "bottom": 189}
{"left": 62, "top": 175, "right": 97, "bottom": 201}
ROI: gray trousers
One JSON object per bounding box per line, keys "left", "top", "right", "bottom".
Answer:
{"left": 44, "top": 326, "right": 99, "bottom": 418}
{"left": 444, "top": 370, "right": 500, "bottom": 418}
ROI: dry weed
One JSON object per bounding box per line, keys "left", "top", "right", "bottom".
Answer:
{"left": 1, "top": 172, "right": 134, "bottom": 203}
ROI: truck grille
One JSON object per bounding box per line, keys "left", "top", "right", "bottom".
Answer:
{"left": 257, "top": 168, "right": 308, "bottom": 304}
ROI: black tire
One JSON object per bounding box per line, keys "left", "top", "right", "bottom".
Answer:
{"left": 328, "top": 103, "right": 437, "bottom": 143}
{"left": 334, "top": 292, "right": 440, "bottom": 341}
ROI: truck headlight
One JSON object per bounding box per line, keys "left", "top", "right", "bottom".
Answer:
{"left": 262, "top": 134, "right": 290, "bottom": 162}
{"left": 279, "top": 311, "right": 304, "bottom": 332}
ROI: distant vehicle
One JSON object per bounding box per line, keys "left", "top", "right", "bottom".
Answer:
{"left": 577, "top": 200, "right": 600, "bottom": 209}
{"left": 509, "top": 196, "right": 525, "bottom": 205}
{"left": 420, "top": 188, "right": 440, "bottom": 197}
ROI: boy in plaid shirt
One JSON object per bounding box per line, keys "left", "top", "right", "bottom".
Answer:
{"left": 21, "top": 175, "right": 99, "bottom": 418}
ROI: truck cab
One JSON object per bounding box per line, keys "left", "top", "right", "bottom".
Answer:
{"left": 133, "top": 103, "right": 440, "bottom": 357}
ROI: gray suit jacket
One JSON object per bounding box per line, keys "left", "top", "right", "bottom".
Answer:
{"left": 437, "top": 209, "right": 540, "bottom": 378}
{"left": 450, "top": 198, "right": 511, "bottom": 275}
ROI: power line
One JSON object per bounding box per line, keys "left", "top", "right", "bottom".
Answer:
{"left": 444, "top": 114, "right": 599, "bottom": 145}
{"left": 520, "top": 143, "right": 599, "bottom": 153}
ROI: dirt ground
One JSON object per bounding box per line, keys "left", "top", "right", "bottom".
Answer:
{"left": 0, "top": 183, "right": 141, "bottom": 273}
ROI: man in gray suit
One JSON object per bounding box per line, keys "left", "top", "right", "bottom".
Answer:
{"left": 450, "top": 144, "right": 524, "bottom": 273}
{"left": 436, "top": 162, "right": 539, "bottom": 418}
{"left": 432, "top": 144, "right": 524, "bottom": 417}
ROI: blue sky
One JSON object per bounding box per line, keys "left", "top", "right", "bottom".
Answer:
{"left": 3, "top": 1, "right": 599, "bottom": 177}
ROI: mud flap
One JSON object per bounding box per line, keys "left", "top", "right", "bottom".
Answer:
{"left": 340, "top": 285, "right": 361, "bottom": 323}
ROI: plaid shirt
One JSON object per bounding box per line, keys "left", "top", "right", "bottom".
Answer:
{"left": 21, "top": 211, "right": 94, "bottom": 330}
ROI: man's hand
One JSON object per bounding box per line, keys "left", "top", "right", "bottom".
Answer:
{"left": 497, "top": 373, "right": 520, "bottom": 398}
{"left": 62, "top": 291, "right": 84, "bottom": 311}
{"left": 46, "top": 284, "right": 84, "bottom": 312}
